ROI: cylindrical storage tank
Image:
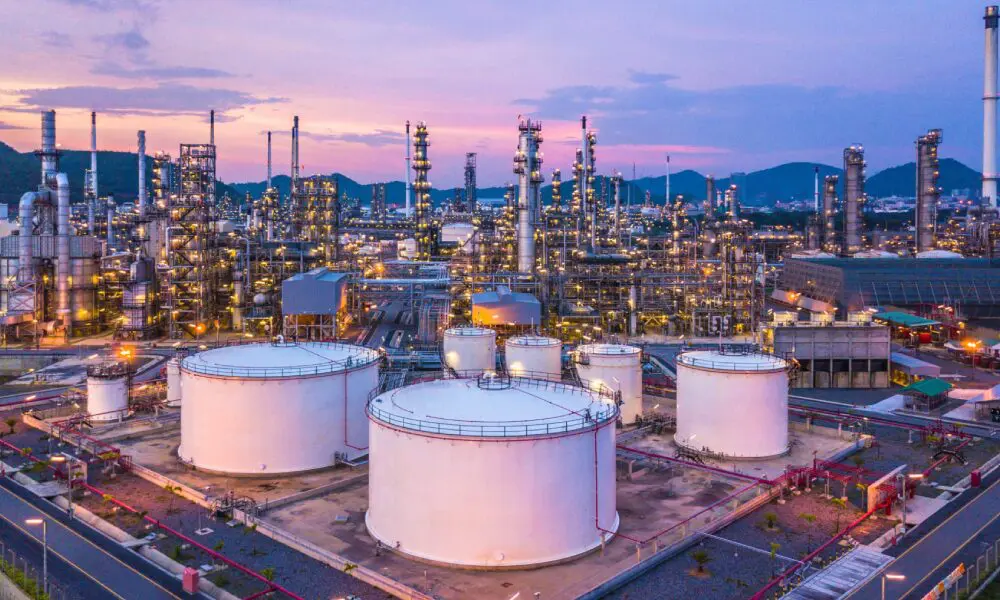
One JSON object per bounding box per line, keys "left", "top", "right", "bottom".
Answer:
{"left": 367, "top": 376, "right": 619, "bottom": 568}
{"left": 166, "top": 356, "right": 182, "bottom": 408}
{"left": 178, "top": 342, "right": 380, "bottom": 475}
{"left": 575, "top": 344, "right": 643, "bottom": 424}
{"left": 442, "top": 327, "right": 496, "bottom": 377}
{"left": 675, "top": 350, "right": 789, "bottom": 459}
{"left": 505, "top": 336, "right": 561, "bottom": 381}
{"left": 86, "top": 362, "right": 129, "bottom": 422}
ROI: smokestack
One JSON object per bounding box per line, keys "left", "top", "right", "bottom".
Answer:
{"left": 210, "top": 109, "right": 216, "bottom": 146}
{"left": 405, "top": 121, "right": 412, "bottom": 216}
{"left": 665, "top": 155, "right": 671, "bottom": 204}
{"left": 291, "top": 116, "right": 300, "bottom": 205}
{"left": 985, "top": 6, "right": 999, "bottom": 208}
{"left": 813, "top": 166, "right": 820, "bottom": 214}
{"left": 137, "top": 131, "right": 147, "bottom": 217}
{"left": 90, "top": 112, "right": 98, "bottom": 200}
{"left": 38, "top": 110, "right": 59, "bottom": 183}
{"left": 266, "top": 131, "right": 272, "bottom": 190}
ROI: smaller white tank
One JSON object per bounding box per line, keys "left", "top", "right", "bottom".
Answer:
{"left": 575, "top": 344, "right": 643, "bottom": 424}
{"left": 505, "top": 336, "right": 562, "bottom": 381}
{"left": 86, "top": 362, "right": 130, "bottom": 422}
{"left": 443, "top": 327, "right": 496, "bottom": 376}
{"left": 166, "top": 356, "right": 182, "bottom": 408}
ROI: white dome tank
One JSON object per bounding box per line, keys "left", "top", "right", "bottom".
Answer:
{"left": 675, "top": 350, "right": 789, "bottom": 459}
{"left": 166, "top": 356, "right": 182, "bottom": 408}
{"left": 178, "top": 342, "right": 381, "bottom": 475}
{"left": 86, "top": 362, "right": 130, "bottom": 422}
{"left": 505, "top": 336, "right": 561, "bottom": 381}
{"left": 443, "top": 327, "right": 496, "bottom": 376}
{"left": 574, "top": 344, "right": 643, "bottom": 424}
{"left": 366, "top": 375, "right": 619, "bottom": 568}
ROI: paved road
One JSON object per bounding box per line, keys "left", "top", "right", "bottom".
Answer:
{"left": 0, "top": 514, "right": 108, "bottom": 599}
{"left": 845, "top": 467, "right": 1000, "bottom": 599}
{"left": 0, "top": 477, "right": 192, "bottom": 599}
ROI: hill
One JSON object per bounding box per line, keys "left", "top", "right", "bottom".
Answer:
{"left": 0, "top": 141, "right": 240, "bottom": 207}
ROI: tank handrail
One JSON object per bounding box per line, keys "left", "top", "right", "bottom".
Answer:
{"left": 446, "top": 369, "right": 618, "bottom": 402}
{"left": 181, "top": 344, "right": 382, "bottom": 378}
{"left": 676, "top": 351, "right": 787, "bottom": 372}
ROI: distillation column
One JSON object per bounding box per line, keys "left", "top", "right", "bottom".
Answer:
{"left": 514, "top": 119, "right": 543, "bottom": 273}
{"left": 551, "top": 169, "right": 562, "bottom": 210}
{"left": 823, "top": 175, "right": 839, "bottom": 253}
{"left": 842, "top": 145, "right": 866, "bottom": 255}
{"left": 464, "top": 153, "right": 477, "bottom": 212}
{"left": 915, "top": 129, "right": 942, "bottom": 253}
{"left": 86, "top": 112, "right": 98, "bottom": 235}
{"left": 412, "top": 122, "right": 432, "bottom": 260}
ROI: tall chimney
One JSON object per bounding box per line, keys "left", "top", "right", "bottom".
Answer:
{"left": 291, "top": 116, "right": 300, "bottom": 196}
{"left": 137, "top": 131, "right": 147, "bottom": 217}
{"left": 985, "top": 6, "right": 998, "bottom": 208}
{"left": 209, "top": 109, "right": 216, "bottom": 146}
{"left": 813, "top": 166, "right": 820, "bottom": 214}
{"left": 405, "top": 121, "right": 412, "bottom": 216}
{"left": 665, "top": 155, "right": 671, "bottom": 204}
{"left": 90, "top": 112, "right": 98, "bottom": 199}
{"left": 266, "top": 130, "right": 272, "bottom": 190}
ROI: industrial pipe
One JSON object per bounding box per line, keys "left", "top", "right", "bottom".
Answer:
{"left": 39, "top": 110, "right": 58, "bottom": 183}
{"left": 405, "top": 120, "right": 412, "bottom": 217}
{"left": 137, "top": 131, "right": 147, "bottom": 217}
{"left": 17, "top": 192, "right": 39, "bottom": 284}
{"left": 56, "top": 172, "right": 71, "bottom": 333}
{"left": 90, "top": 112, "right": 98, "bottom": 200}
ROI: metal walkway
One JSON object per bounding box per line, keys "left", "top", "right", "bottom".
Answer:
{"left": 782, "top": 547, "right": 891, "bottom": 600}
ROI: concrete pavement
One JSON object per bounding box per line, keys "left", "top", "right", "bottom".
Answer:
{"left": 0, "top": 477, "right": 189, "bottom": 599}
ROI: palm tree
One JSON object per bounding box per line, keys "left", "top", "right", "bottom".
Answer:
{"left": 690, "top": 550, "right": 711, "bottom": 575}
{"left": 764, "top": 511, "right": 779, "bottom": 530}
{"left": 4, "top": 417, "right": 16, "bottom": 436}
{"left": 799, "top": 513, "right": 817, "bottom": 551}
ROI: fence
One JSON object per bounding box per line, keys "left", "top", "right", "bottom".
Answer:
{"left": 0, "top": 539, "right": 69, "bottom": 600}
{"left": 922, "top": 537, "right": 1000, "bottom": 600}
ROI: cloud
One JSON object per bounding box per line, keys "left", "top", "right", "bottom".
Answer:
{"left": 40, "top": 31, "right": 73, "bottom": 49}
{"left": 264, "top": 129, "right": 405, "bottom": 147}
{"left": 514, "top": 71, "right": 978, "bottom": 164}
{"left": 9, "top": 83, "right": 287, "bottom": 117}
{"left": 91, "top": 62, "right": 234, "bottom": 80}
{"left": 95, "top": 26, "right": 149, "bottom": 52}
{"left": 50, "top": 0, "right": 153, "bottom": 12}
{"left": 0, "top": 121, "right": 27, "bottom": 130}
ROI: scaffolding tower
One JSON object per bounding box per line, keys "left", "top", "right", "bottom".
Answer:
{"left": 166, "top": 143, "right": 216, "bottom": 339}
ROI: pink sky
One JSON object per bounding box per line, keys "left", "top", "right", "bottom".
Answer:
{"left": 0, "top": 0, "right": 988, "bottom": 186}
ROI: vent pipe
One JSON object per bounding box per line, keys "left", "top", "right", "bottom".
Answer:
{"left": 266, "top": 131, "right": 272, "bottom": 190}
{"left": 137, "top": 131, "right": 147, "bottom": 217}
{"left": 985, "top": 6, "right": 999, "bottom": 208}
{"left": 405, "top": 121, "right": 412, "bottom": 216}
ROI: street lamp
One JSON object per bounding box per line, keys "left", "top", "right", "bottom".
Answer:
{"left": 882, "top": 573, "right": 904, "bottom": 600}
{"left": 24, "top": 518, "right": 47, "bottom": 595}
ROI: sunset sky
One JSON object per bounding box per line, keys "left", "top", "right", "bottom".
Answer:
{"left": 0, "top": 0, "right": 988, "bottom": 186}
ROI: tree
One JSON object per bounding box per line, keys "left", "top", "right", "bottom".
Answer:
{"left": 764, "top": 512, "right": 779, "bottom": 530}
{"left": 4, "top": 417, "right": 16, "bottom": 435}
{"left": 690, "top": 550, "right": 711, "bottom": 575}
{"left": 831, "top": 497, "right": 847, "bottom": 533}
{"left": 799, "top": 513, "right": 817, "bottom": 552}
{"left": 261, "top": 567, "right": 275, "bottom": 581}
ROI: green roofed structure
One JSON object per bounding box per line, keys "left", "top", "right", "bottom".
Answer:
{"left": 901, "top": 377, "right": 953, "bottom": 412}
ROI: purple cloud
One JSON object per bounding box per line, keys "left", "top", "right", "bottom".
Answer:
{"left": 92, "top": 62, "right": 234, "bottom": 80}
{"left": 0, "top": 121, "right": 26, "bottom": 130}
{"left": 10, "top": 83, "right": 287, "bottom": 116}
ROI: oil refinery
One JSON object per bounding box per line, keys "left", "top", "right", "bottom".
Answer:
{"left": 3, "top": 5, "right": 1000, "bottom": 600}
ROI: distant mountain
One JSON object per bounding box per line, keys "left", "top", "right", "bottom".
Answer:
{"left": 0, "top": 137, "right": 985, "bottom": 210}
{"left": 0, "top": 141, "right": 240, "bottom": 207}
{"left": 867, "top": 158, "right": 980, "bottom": 197}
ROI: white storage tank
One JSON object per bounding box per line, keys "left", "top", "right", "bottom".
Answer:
{"left": 575, "top": 344, "right": 643, "bottom": 424}
{"left": 178, "top": 341, "right": 380, "bottom": 475}
{"left": 442, "top": 327, "right": 496, "bottom": 376}
{"left": 675, "top": 349, "right": 789, "bottom": 459}
{"left": 86, "top": 362, "right": 130, "bottom": 422}
{"left": 366, "top": 375, "right": 619, "bottom": 568}
{"left": 505, "top": 335, "right": 562, "bottom": 381}
{"left": 166, "top": 355, "right": 182, "bottom": 408}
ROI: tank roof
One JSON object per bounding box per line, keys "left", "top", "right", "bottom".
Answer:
{"left": 677, "top": 350, "right": 787, "bottom": 373}
{"left": 369, "top": 376, "right": 617, "bottom": 438}
{"left": 444, "top": 326, "right": 495, "bottom": 337}
{"left": 577, "top": 343, "right": 641, "bottom": 356}
{"left": 181, "top": 342, "right": 379, "bottom": 378}
{"left": 506, "top": 335, "right": 560, "bottom": 347}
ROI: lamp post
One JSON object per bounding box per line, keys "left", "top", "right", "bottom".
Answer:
{"left": 882, "top": 573, "right": 904, "bottom": 600}
{"left": 25, "top": 518, "right": 47, "bottom": 595}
